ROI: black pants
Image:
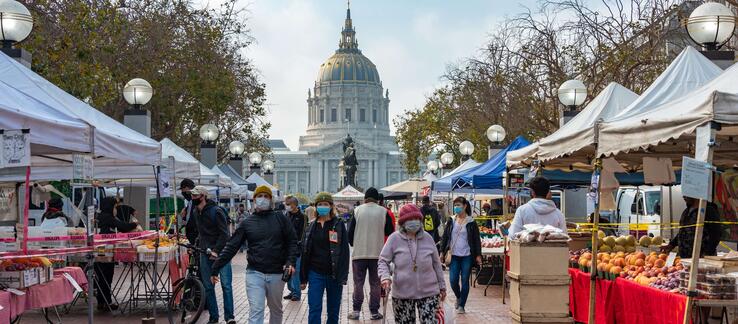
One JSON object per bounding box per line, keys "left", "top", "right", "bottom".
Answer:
{"left": 94, "top": 262, "right": 115, "bottom": 306}
{"left": 352, "top": 259, "right": 381, "bottom": 313}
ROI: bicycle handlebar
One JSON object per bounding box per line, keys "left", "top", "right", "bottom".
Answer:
{"left": 178, "top": 242, "right": 210, "bottom": 255}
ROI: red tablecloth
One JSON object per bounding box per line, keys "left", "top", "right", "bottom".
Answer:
{"left": 0, "top": 266, "right": 88, "bottom": 324}
{"left": 569, "top": 268, "right": 688, "bottom": 324}
{"left": 168, "top": 252, "right": 189, "bottom": 287}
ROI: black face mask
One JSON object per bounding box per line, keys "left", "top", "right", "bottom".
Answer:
{"left": 191, "top": 197, "right": 203, "bottom": 206}
{"left": 182, "top": 191, "right": 192, "bottom": 201}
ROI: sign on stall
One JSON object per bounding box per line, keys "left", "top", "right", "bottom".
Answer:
{"left": 681, "top": 156, "right": 713, "bottom": 202}
{"left": 72, "top": 154, "right": 94, "bottom": 186}
{"left": 158, "top": 168, "right": 173, "bottom": 197}
{"left": 86, "top": 205, "right": 95, "bottom": 236}
{"left": 0, "top": 129, "right": 31, "bottom": 168}
{"left": 508, "top": 173, "right": 525, "bottom": 188}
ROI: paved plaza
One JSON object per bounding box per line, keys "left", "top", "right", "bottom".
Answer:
{"left": 18, "top": 252, "right": 511, "bottom": 323}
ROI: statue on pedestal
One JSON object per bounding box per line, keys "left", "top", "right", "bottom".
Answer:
{"left": 340, "top": 135, "right": 358, "bottom": 188}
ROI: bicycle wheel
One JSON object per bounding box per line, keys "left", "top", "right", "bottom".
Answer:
{"left": 168, "top": 277, "right": 206, "bottom": 324}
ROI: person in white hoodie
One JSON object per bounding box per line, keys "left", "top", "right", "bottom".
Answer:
{"left": 509, "top": 176, "right": 567, "bottom": 236}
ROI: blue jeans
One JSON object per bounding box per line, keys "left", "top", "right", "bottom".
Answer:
{"left": 449, "top": 255, "right": 473, "bottom": 308}
{"left": 199, "top": 255, "right": 235, "bottom": 321}
{"left": 307, "top": 270, "right": 343, "bottom": 324}
{"left": 246, "top": 269, "right": 285, "bottom": 324}
{"left": 288, "top": 257, "right": 301, "bottom": 299}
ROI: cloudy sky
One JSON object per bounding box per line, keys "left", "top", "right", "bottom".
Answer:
{"left": 197, "top": 0, "right": 538, "bottom": 150}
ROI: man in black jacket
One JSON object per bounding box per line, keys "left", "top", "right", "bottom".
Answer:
{"left": 190, "top": 186, "right": 234, "bottom": 324}
{"left": 284, "top": 196, "right": 307, "bottom": 301}
{"left": 211, "top": 185, "right": 298, "bottom": 324}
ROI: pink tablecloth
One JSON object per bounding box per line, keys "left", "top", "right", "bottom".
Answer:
{"left": 0, "top": 266, "right": 87, "bottom": 323}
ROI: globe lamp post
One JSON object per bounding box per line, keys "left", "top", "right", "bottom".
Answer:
{"left": 228, "top": 140, "right": 245, "bottom": 176}
{"left": 557, "top": 79, "right": 587, "bottom": 127}
{"left": 459, "top": 141, "right": 475, "bottom": 162}
{"left": 440, "top": 152, "right": 455, "bottom": 170}
{"left": 486, "top": 124, "right": 506, "bottom": 158}
{"left": 684, "top": 2, "right": 736, "bottom": 69}
{"left": 248, "top": 152, "right": 263, "bottom": 176}
{"left": 199, "top": 123, "right": 219, "bottom": 168}
{"left": 0, "top": 0, "right": 33, "bottom": 67}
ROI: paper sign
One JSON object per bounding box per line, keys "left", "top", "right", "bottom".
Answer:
{"left": 87, "top": 205, "right": 96, "bottom": 235}
{"left": 695, "top": 124, "right": 714, "bottom": 162}
{"left": 0, "top": 130, "right": 30, "bottom": 167}
{"left": 6, "top": 288, "right": 25, "bottom": 296}
{"left": 72, "top": 154, "right": 94, "bottom": 185}
{"left": 63, "top": 273, "right": 83, "bottom": 293}
{"left": 681, "top": 156, "right": 713, "bottom": 202}
{"left": 158, "top": 168, "right": 173, "bottom": 197}
{"left": 666, "top": 252, "right": 677, "bottom": 267}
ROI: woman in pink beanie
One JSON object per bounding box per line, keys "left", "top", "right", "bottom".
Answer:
{"left": 378, "top": 204, "right": 446, "bottom": 324}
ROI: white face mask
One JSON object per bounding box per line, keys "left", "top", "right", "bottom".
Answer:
{"left": 285, "top": 205, "right": 293, "bottom": 213}
{"left": 254, "top": 197, "right": 271, "bottom": 211}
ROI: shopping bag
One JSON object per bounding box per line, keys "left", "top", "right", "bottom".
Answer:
{"left": 436, "top": 302, "right": 455, "bottom": 324}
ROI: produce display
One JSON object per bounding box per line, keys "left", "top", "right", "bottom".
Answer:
{"left": 481, "top": 236, "right": 504, "bottom": 248}
{"left": 0, "top": 256, "right": 52, "bottom": 271}
{"left": 479, "top": 226, "right": 500, "bottom": 235}
{"left": 571, "top": 250, "right": 683, "bottom": 285}
{"left": 595, "top": 232, "right": 664, "bottom": 254}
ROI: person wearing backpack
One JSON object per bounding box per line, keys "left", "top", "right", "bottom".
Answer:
{"left": 190, "top": 186, "right": 235, "bottom": 324}
{"left": 420, "top": 196, "right": 441, "bottom": 245}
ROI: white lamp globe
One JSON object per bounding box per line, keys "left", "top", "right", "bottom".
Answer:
{"left": 486, "top": 124, "right": 506, "bottom": 143}
{"left": 0, "top": 0, "right": 33, "bottom": 44}
{"left": 248, "top": 152, "right": 263, "bottom": 165}
{"left": 459, "top": 141, "right": 475, "bottom": 156}
{"left": 199, "top": 124, "right": 219, "bottom": 142}
{"left": 440, "top": 152, "right": 454, "bottom": 165}
{"left": 228, "top": 140, "right": 245, "bottom": 156}
{"left": 262, "top": 159, "right": 275, "bottom": 172}
{"left": 427, "top": 160, "right": 439, "bottom": 172}
{"left": 558, "top": 79, "right": 587, "bottom": 107}
{"left": 122, "top": 78, "right": 153, "bottom": 106}
{"left": 686, "top": 2, "right": 736, "bottom": 50}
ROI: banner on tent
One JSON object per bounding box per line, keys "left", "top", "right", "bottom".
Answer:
{"left": 0, "top": 129, "right": 30, "bottom": 168}
{"left": 72, "top": 154, "right": 93, "bottom": 186}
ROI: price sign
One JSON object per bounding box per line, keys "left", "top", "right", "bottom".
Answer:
{"left": 0, "top": 129, "right": 30, "bottom": 167}
{"left": 681, "top": 156, "right": 713, "bottom": 202}
{"left": 507, "top": 173, "right": 525, "bottom": 188}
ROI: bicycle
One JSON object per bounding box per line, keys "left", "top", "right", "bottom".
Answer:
{"left": 167, "top": 243, "right": 207, "bottom": 324}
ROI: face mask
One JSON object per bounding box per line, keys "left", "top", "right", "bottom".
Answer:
{"left": 182, "top": 191, "right": 192, "bottom": 201}
{"left": 255, "top": 197, "right": 271, "bottom": 211}
{"left": 404, "top": 220, "right": 422, "bottom": 233}
{"left": 316, "top": 206, "right": 331, "bottom": 216}
{"left": 192, "top": 197, "right": 203, "bottom": 206}
{"left": 453, "top": 206, "right": 463, "bottom": 215}
{"left": 285, "top": 205, "right": 293, "bottom": 213}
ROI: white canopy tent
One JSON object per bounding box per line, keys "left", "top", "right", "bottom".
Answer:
{"left": 0, "top": 52, "right": 161, "bottom": 166}
{"left": 507, "top": 83, "right": 638, "bottom": 168}
{"left": 597, "top": 60, "right": 738, "bottom": 167}
{"left": 333, "top": 185, "right": 364, "bottom": 200}
{"left": 381, "top": 178, "right": 429, "bottom": 194}
{"left": 245, "top": 173, "right": 281, "bottom": 199}
{"left": 508, "top": 46, "right": 723, "bottom": 170}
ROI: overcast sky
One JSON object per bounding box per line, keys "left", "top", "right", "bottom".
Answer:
{"left": 196, "top": 0, "right": 538, "bottom": 150}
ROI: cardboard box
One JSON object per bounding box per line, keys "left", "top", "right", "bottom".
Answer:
{"left": 0, "top": 268, "right": 39, "bottom": 289}
{"left": 509, "top": 240, "right": 569, "bottom": 277}
{"left": 27, "top": 227, "right": 69, "bottom": 249}
{"left": 508, "top": 273, "right": 570, "bottom": 318}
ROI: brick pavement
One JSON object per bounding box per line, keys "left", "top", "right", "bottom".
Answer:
{"left": 19, "top": 252, "right": 512, "bottom": 323}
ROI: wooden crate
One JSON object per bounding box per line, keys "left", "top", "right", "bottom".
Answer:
{"left": 508, "top": 272, "right": 570, "bottom": 317}
{"left": 509, "top": 240, "right": 569, "bottom": 277}
{"left": 511, "top": 311, "right": 573, "bottom": 324}
{"left": 567, "top": 236, "right": 591, "bottom": 251}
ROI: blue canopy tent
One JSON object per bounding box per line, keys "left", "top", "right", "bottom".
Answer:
{"left": 452, "top": 136, "right": 531, "bottom": 190}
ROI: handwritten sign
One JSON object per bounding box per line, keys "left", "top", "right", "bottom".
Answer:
{"left": 72, "top": 154, "right": 94, "bottom": 185}
{"left": 681, "top": 156, "right": 713, "bottom": 202}
{"left": 0, "top": 130, "right": 30, "bottom": 167}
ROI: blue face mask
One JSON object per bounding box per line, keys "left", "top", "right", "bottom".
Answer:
{"left": 316, "top": 206, "right": 331, "bottom": 216}
{"left": 453, "top": 206, "right": 463, "bottom": 215}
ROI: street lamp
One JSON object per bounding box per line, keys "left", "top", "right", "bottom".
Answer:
{"left": 486, "top": 124, "right": 506, "bottom": 158}
{"left": 427, "top": 160, "right": 440, "bottom": 175}
{"left": 440, "top": 152, "right": 454, "bottom": 169}
{"left": 459, "top": 141, "right": 475, "bottom": 162}
{"left": 227, "top": 140, "right": 245, "bottom": 175}
{"left": 262, "top": 159, "right": 274, "bottom": 175}
{"left": 198, "top": 123, "right": 219, "bottom": 168}
{"left": 248, "top": 152, "right": 263, "bottom": 176}
{"left": 685, "top": 2, "right": 736, "bottom": 51}
{"left": 0, "top": 0, "right": 33, "bottom": 66}
{"left": 122, "top": 78, "right": 153, "bottom": 108}
{"left": 199, "top": 124, "right": 219, "bottom": 144}
{"left": 558, "top": 79, "right": 587, "bottom": 126}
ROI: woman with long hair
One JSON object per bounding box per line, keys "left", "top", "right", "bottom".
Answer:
{"left": 378, "top": 204, "right": 446, "bottom": 323}
{"left": 440, "top": 196, "right": 481, "bottom": 314}
{"left": 300, "top": 192, "right": 350, "bottom": 324}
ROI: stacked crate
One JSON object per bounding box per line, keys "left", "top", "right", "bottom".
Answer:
{"left": 508, "top": 240, "right": 572, "bottom": 324}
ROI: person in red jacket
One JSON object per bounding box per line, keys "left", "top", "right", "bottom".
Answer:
{"left": 378, "top": 194, "right": 396, "bottom": 242}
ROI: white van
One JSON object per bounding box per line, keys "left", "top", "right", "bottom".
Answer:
{"left": 609, "top": 186, "right": 685, "bottom": 238}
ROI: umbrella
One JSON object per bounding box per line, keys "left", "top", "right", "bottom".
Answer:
{"left": 380, "top": 178, "right": 429, "bottom": 194}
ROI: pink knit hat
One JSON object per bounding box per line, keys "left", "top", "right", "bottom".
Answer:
{"left": 398, "top": 204, "right": 423, "bottom": 225}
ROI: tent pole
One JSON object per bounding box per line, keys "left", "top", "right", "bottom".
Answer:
{"left": 682, "top": 123, "right": 717, "bottom": 324}
{"left": 588, "top": 158, "right": 603, "bottom": 324}
{"left": 502, "top": 168, "right": 510, "bottom": 305}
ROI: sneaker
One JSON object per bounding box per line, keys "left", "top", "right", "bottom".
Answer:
{"left": 206, "top": 320, "right": 219, "bottom": 324}
{"left": 226, "top": 320, "right": 236, "bottom": 324}
{"left": 291, "top": 296, "right": 300, "bottom": 301}
{"left": 370, "top": 313, "right": 384, "bottom": 320}
{"left": 457, "top": 307, "right": 466, "bottom": 314}
{"left": 347, "top": 311, "right": 360, "bottom": 320}
{"left": 283, "top": 294, "right": 293, "bottom": 300}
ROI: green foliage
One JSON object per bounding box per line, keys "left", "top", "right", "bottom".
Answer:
{"left": 19, "top": 0, "right": 269, "bottom": 158}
